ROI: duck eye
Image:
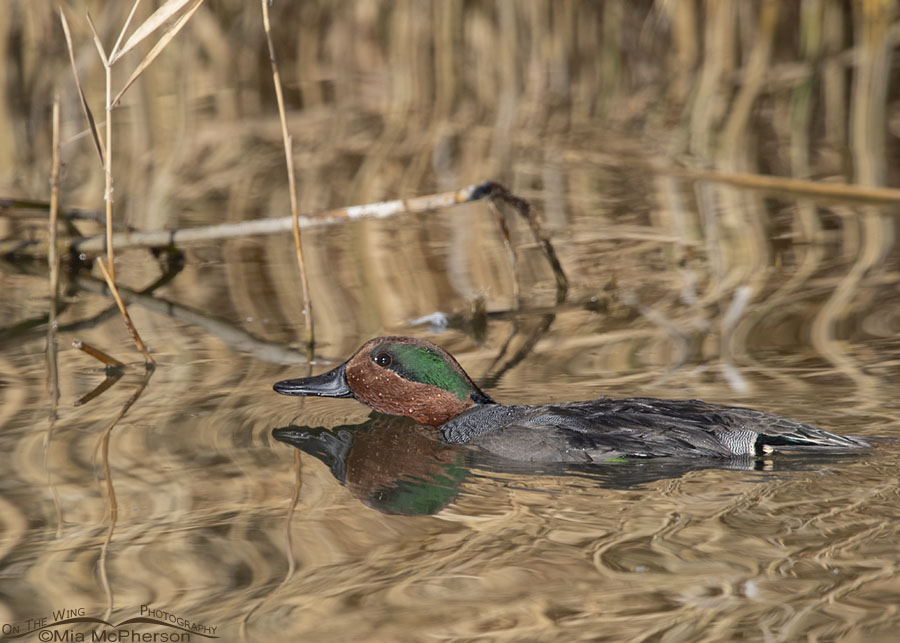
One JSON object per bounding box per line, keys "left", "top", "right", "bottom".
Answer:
{"left": 373, "top": 352, "right": 392, "bottom": 367}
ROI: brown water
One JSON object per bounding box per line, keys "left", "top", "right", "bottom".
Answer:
{"left": 4, "top": 3, "right": 900, "bottom": 642}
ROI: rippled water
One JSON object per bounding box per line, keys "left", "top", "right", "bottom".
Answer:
{"left": 3, "top": 184, "right": 900, "bottom": 640}
{"left": 4, "top": 3, "right": 900, "bottom": 641}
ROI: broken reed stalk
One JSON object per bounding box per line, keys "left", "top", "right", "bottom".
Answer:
{"left": 261, "top": 0, "right": 315, "bottom": 350}
{"left": 96, "top": 258, "right": 155, "bottom": 366}
{"left": 72, "top": 339, "right": 126, "bottom": 369}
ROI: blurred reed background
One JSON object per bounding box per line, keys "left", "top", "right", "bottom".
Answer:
{"left": 2, "top": 1, "right": 900, "bottom": 640}
{"left": 3, "top": 0, "right": 896, "bottom": 391}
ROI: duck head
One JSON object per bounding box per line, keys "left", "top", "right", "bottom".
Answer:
{"left": 273, "top": 336, "right": 495, "bottom": 426}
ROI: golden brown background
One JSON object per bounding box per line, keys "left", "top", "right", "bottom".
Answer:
{"left": 2, "top": 1, "right": 900, "bottom": 641}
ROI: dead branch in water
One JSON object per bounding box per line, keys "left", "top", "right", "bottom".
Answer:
{"left": 474, "top": 182, "right": 570, "bottom": 304}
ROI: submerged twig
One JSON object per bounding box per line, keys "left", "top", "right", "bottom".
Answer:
{"left": 261, "top": 0, "right": 314, "bottom": 351}
{"left": 96, "top": 258, "right": 156, "bottom": 366}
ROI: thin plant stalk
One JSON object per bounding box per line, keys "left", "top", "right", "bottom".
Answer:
{"left": 85, "top": 13, "right": 115, "bottom": 279}
{"left": 96, "top": 258, "right": 155, "bottom": 366}
{"left": 105, "top": 61, "right": 114, "bottom": 280}
{"left": 89, "top": 15, "right": 115, "bottom": 281}
{"left": 48, "top": 96, "right": 61, "bottom": 322}
{"left": 45, "top": 96, "right": 63, "bottom": 537}
{"left": 261, "top": 0, "right": 314, "bottom": 351}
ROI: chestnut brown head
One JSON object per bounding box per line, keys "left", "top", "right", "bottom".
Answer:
{"left": 274, "top": 336, "right": 494, "bottom": 426}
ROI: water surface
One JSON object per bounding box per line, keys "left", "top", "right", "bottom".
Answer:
{"left": 3, "top": 3, "right": 900, "bottom": 641}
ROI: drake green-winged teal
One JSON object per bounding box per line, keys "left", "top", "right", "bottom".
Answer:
{"left": 273, "top": 336, "right": 869, "bottom": 464}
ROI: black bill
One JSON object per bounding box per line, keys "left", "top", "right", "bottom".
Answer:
{"left": 273, "top": 362, "right": 353, "bottom": 398}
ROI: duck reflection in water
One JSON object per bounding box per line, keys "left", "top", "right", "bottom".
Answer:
{"left": 272, "top": 414, "right": 861, "bottom": 517}
{"left": 273, "top": 415, "right": 469, "bottom": 516}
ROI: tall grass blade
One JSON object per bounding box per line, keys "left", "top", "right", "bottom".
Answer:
{"left": 111, "top": 0, "right": 204, "bottom": 107}
{"left": 110, "top": 0, "right": 143, "bottom": 63}
{"left": 110, "top": 0, "right": 195, "bottom": 65}
{"left": 59, "top": 9, "right": 104, "bottom": 165}
{"left": 86, "top": 12, "right": 109, "bottom": 67}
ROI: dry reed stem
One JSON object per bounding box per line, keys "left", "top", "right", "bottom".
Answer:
{"left": 59, "top": 9, "right": 104, "bottom": 165}
{"left": 95, "top": 258, "right": 156, "bottom": 366}
{"left": 86, "top": 13, "right": 116, "bottom": 281}
{"left": 72, "top": 339, "right": 126, "bottom": 369}
{"left": 48, "top": 97, "right": 61, "bottom": 321}
{"left": 83, "top": 11, "right": 116, "bottom": 280}
{"left": 653, "top": 165, "right": 900, "bottom": 203}
{"left": 562, "top": 149, "right": 900, "bottom": 203}
{"left": 73, "top": 1, "right": 205, "bottom": 281}
{"left": 45, "top": 97, "right": 63, "bottom": 537}
{"left": 261, "top": 0, "right": 314, "bottom": 350}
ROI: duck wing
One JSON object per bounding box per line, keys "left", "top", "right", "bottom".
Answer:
{"left": 443, "top": 399, "right": 867, "bottom": 463}
{"left": 523, "top": 398, "right": 868, "bottom": 458}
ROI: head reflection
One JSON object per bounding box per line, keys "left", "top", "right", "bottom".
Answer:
{"left": 273, "top": 414, "right": 468, "bottom": 515}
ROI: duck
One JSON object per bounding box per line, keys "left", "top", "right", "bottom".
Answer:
{"left": 273, "top": 336, "right": 869, "bottom": 464}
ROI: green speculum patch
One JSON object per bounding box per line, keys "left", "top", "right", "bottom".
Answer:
{"left": 376, "top": 344, "right": 472, "bottom": 401}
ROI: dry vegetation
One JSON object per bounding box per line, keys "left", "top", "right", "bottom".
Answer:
{"left": 1, "top": 2, "right": 900, "bottom": 640}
